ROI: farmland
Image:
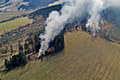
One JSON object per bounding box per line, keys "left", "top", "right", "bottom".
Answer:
{"left": 0, "top": 12, "right": 32, "bottom": 22}
{"left": 0, "top": 17, "right": 33, "bottom": 35}
{"left": 0, "top": 31, "right": 120, "bottom": 80}
{"left": 0, "top": 13, "right": 20, "bottom": 22}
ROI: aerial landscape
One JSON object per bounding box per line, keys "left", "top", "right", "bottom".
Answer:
{"left": 0, "top": 0, "right": 120, "bottom": 80}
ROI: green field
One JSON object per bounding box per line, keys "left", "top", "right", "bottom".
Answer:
{"left": 0, "top": 13, "right": 19, "bottom": 22}
{"left": 0, "top": 31, "right": 120, "bottom": 80}
{"left": 0, "top": 17, "right": 33, "bottom": 35}
{"left": 0, "top": 12, "right": 32, "bottom": 22}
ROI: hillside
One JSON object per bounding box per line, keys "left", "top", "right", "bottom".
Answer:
{"left": 105, "top": 7, "right": 120, "bottom": 27}
{"left": 104, "top": 8, "right": 120, "bottom": 42}
{"left": 29, "top": 4, "right": 62, "bottom": 18}
{"left": 1, "top": 31, "right": 120, "bottom": 80}
{"left": 0, "top": 0, "right": 59, "bottom": 12}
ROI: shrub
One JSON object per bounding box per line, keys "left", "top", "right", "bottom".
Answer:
{"left": 4, "top": 53, "right": 27, "bottom": 72}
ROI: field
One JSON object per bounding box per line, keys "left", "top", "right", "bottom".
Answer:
{"left": 0, "top": 13, "right": 20, "bottom": 22}
{"left": 0, "top": 17, "right": 33, "bottom": 35}
{"left": 0, "top": 12, "right": 32, "bottom": 22}
{"left": 0, "top": 31, "right": 120, "bottom": 80}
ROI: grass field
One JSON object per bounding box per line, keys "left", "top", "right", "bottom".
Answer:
{"left": 0, "top": 17, "right": 33, "bottom": 35}
{"left": 0, "top": 31, "right": 120, "bottom": 80}
{"left": 0, "top": 12, "right": 32, "bottom": 22}
{"left": 0, "top": 13, "right": 20, "bottom": 22}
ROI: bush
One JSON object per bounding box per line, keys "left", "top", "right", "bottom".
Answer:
{"left": 4, "top": 53, "right": 27, "bottom": 71}
{"left": 24, "top": 41, "right": 30, "bottom": 54}
{"left": 18, "top": 44, "right": 23, "bottom": 53}
{"left": 1, "top": 48, "right": 8, "bottom": 54}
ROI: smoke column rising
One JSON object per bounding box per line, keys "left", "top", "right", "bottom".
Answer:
{"left": 38, "top": 0, "right": 120, "bottom": 57}
{"left": 86, "top": 0, "right": 104, "bottom": 36}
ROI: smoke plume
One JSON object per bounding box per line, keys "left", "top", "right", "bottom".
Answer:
{"left": 38, "top": 0, "right": 120, "bottom": 57}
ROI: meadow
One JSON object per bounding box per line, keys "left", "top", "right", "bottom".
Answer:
{"left": 0, "top": 12, "right": 32, "bottom": 22}
{"left": 0, "top": 31, "right": 120, "bottom": 80}
{"left": 0, "top": 17, "right": 33, "bottom": 35}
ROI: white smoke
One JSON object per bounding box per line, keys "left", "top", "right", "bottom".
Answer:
{"left": 86, "top": 0, "right": 120, "bottom": 36}
{"left": 38, "top": 0, "right": 120, "bottom": 57}
{"left": 104, "top": 0, "right": 120, "bottom": 8}
{"left": 86, "top": 0, "right": 104, "bottom": 36}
